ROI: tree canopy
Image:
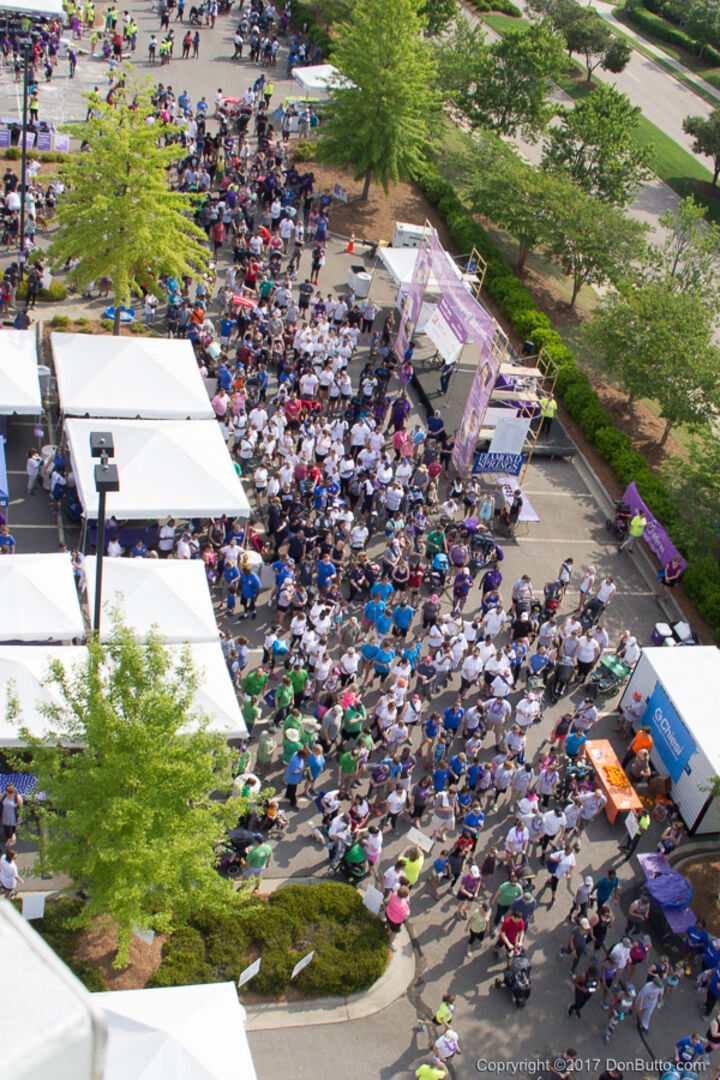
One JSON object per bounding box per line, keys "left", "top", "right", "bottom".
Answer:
{"left": 544, "top": 183, "right": 647, "bottom": 307}
{"left": 542, "top": 83, "right": 654, "bottom": 206}
{"left": 438, "top": 20, "right": 566, "bottom": 140}
{"left": 585, "top": 281, "right": 720, "bottom": 444}
{"left": 562, "top": 7, "right": 631, "bottom": 80}
{"left": 48, "top": 76, "right": 210, "bottom": 333}
{"left": 647, "top": 196, "right": 720, "bottom": 301}
{"left": 317, "top": 0, "right": 439, "bottom": 198}
{"left": 683, "top": 107, "right": 720, "bottom": 185}
{"left": 14, "top": 621, "right": 236, "bottom": 966}
{"left": 419, "top": 0, "right": 457, "bottom": 36}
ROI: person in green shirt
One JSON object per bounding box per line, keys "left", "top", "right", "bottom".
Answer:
{"left": 289, "top": 667, "right": 309, "bottom": 707}
{"left": 416, "top": 1064, "right": 448, "bottom": 1080}
{"left": 243, "top": 668, "right": 269, "bottom": 697}
{"left": 426, "top": 529, "right": 447, "bottom": 559}
{"left": 491, "top": 873, "right": 523, "bottom": 927}
{"left": 283, "top": 709, "right": 302, "bottom": 733}
{"left": 401, "top": 845, "right": 425, "bottom": 887}
{"left": 273, "top": 676, "right": 293, "bottom": 727}
{"left": 343, "top": 701, "right": 366, "bottom": 738}
{"left": 243, "top": 841, "right": 272, "bottom": 885}
{"left": 255, "top": 730, "right": 276, "bottom": 778}
{"left": 338, "top": 747, "right": 360, "bottom": 795}
{"left": 242, "top": 695, "right": 260, "bottom": 734}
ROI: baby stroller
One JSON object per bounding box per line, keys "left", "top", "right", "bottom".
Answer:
{"left": 546, "top": 657, "right": 575, "bottom": 702}
{"left": 605, "top": 498, "right": 632, "bottom": 540}
{"left": 542, "top": 580, "right": 562, "bottom": 620}
{"left": 579, "top": 596, "right": 604, "bottom": 629}
{"left": 586, "top": 655, "right": 630, "bottom": 700}
{"left": 494, "top": 952, "right": 532, "bottom": 1008}
{"left": 335, "top": 841, "right": 369, "bottom": 886}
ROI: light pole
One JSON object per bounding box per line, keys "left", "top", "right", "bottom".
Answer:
{"left": 18, "top": 40, "right": 31, "bottom": 265}
{"left": 90, "top": 431, "right": 119, "bottom": 635}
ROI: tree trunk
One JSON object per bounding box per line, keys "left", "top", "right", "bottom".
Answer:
{"left": 660, "top": 417, "right": 673, "bottom": 447}
{"left": 713, "top": 160, "right": 720, "bottom": 187}
{"left": 627, "top": 390, "right": 636, "bottom": 406}
{"left": 113, "top": 296, "right": 121, "bottom": 336}
{"left": 569, "top": 276, "right": 581, "bottom": 309}
{"left": 516, "top": 243, "right": 529, "bottom": 273}
{"left": 360, "top": 171, "right": 372, "bottom": 201}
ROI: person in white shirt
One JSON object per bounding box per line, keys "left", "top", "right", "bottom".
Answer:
{"left": 595, "top": 576, "right": 616, "bottom": 607}
{"left": 540, "top": 843, "right": 576, "bottom": 905}
{"left": 538, "top": 808, "right": 566, "bottom": 852}
{"left": 349, "top": 523, "right": 368, "bottom": 551}
{"left": 299, "top": 371, "right": 319, "bottom": 397}
{"left": 222, "top": 539, "right": 241, "bottom": 567}
{"left": 514, "top": 692, "right": 541, "bottom": 730}
{"left": 107, "top": 537, "right": 123, "bottom": 558}
{"left": 578, "top": 788, "right": 607, "bottom": 829}
{"left": 176, "top": 533, "right": 192, "bottom": 560}
{"left": 385, "top": 784, "right": 408, "bottom": 830}
{"left": 158, "top": 519, "right": 175, "bottom": 555}
{"left": 460, "top": 648, "right": 483, "bottom": 695}
{"left": 483, "top": 606, "right": 507, "bottom": 640}
{"left": 0, "top": 849, "right": 22, "bottom": 894}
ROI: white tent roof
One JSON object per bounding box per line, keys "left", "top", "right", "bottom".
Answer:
{"left": 52, "top": 333, "right": 214, "bottom": 420}
{"left": 378, "top": 246, "right": 464, "bottom": 291}
{"left": 0, "top": 642, "right": 245, "bottom": 746}
{"left": 64, "top": 418, "right": 251, "bottom": 520}
{"left": 641, "top": 646, "right": 720, "bottom": 773}
{"left": 0, "top": 554, "right": 84, "bottom": 643}
{"left": 85, "top": 558, "right": 219, "bottom": 644}
{"left": 291, "top": 63, "right": 350, "bottom": 95}
{"left": 95, "top": 982, "right": 257, "bottom": 1080}
{"left": 0, "top": 329, "right": 42, "bottom": 415}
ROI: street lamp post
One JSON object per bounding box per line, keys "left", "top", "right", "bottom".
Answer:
{"left": 90, "top": 431, "right": 119, "bottom": 636}
{"left": 18, "top": 41, "right": 30, "bottom": 264}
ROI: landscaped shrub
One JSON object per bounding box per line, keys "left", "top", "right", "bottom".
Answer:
{"left": 30, "top": 897, "right": 108, "bottom": 993}
{"left": 150, "top": 882, "right": 388, "bottom": 998}
{"left": 624, "top": 4, "right": 720, "bottom": 63}
{"left": 293, "top": 140, "right": 315, "bottom": 162}
{"left": 467, "top": 0, "right": 522, "bottom": 15}
{"left": 51, "top": 313, "right": 71, "bottom": 328}
{"left": 100, "top": 318, "right": 114, "bottom": 331}
{"left": 15, "top": 278, "right": 67, "bottom": 302}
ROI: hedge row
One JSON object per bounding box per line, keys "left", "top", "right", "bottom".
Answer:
{"left": 624, "top": 3, "right": 720, "bottom": 66}
{"left": 417, "top": 164, "right": 720, "bottom": 639}
{"left": 466, "top": 0, "right": 522, "bottom": 16}
{"left": 28, "top": 897, "right": 108, "bottom": 992}
{"left": 289, "top": 0, "right": 333, "bottom": 55}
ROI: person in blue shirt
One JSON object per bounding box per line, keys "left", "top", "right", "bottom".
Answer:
{"left": 364, "top": 597, "right": 385, "bottom": 627}
{"left": 371, "top": 578, "right": 394, "bottom": 604}
{"left": 684, "top": 920, "right": 710, "bottom": 957}
{"left": 433, "top": 765, "right": 451, "bottom": 792}
{"left": 217, "top": 361, "right": 233, "bottom": 390}
{"left": 392, "top": 601, "right": 415, "bottom": 639}
{"left": 284, "top": 747, "right": 308, "bottom": 808}
{"left": 402, "top": 638, "right": 422, "bottom": 671}
{"left": 224, "top": 560, "right": 240, "bottom": 593}
{"left": 527, "top": 648, "right": 549, "bottom": 682}
{"left": 432, "top": 550, "right": 449, "bottom": 584}
{"left": 449, "top": 752, "right": 466, "bottom": 780}
{"left": 703, "top": 937, "right": 720, "bottom": 971}
{"left": 316, "top": 554, "right": 337, "bottom": 593}
{"left": 272, "top": 555, "right": 294, "bottom": 589}
{"left": 564, "top": 729, "right": 587, "bottom": 760}
{"left": 675, "top": 1034, "right": 706, "bottom": 1064}
{"left": 704, "top": 964, "right": 720, "bottom": 1018}
{"left": 443, "top": 701, "right": 465, "bottom": 734}
{"left": 129, "top": 539, "right": 147, "bottom": 558}
{"left": 593, "top": 869, "right": 619, "bottom": 907}
{"left": 431, "top": 850, "right": 450, "bottom": 899}
{"left": 462, "top": 804, "right": 485, "bottom": 849}
{"left": 372, "top": 642, "right": 395, "bottom": 683}
{"left": 375, "top": 609, "right": 393, "bottom": 638}
{"left": 240, "top": 569, "right": 262, "bottom": 618}
{"left": 467, "top": 760, "right": 484, "bottom": 790}
{"left": 219, "top": 316, "right": 234, "bottom": 346}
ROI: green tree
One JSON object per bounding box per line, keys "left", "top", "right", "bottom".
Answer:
{"left": 464, "top": 132, "right": 573, "bottom": 269}
{"left": 585, "top": 281, "right": 720, "bottom": 443}
{"left": 542, "top": 83, "right": 654, "bottom": 206}
{"left": 420, "top": 0, "right": 457, "bottom": 36}
{"left": 304, "top": 0, "right": 355, "bottom": 29}
{"left": 545, "top": 184, "right": 647, "bottom": 308}
{"left": 49, "top": 78, "right": 209, "bottom": 334}
{"left": 683, "top": 107, "right": 720, "bottom": 185}
{"left": 14, "top": 622, "right": 237, "bottom": 966}
{"left": 438, "top": 20, "right": 566, "bottom": 139}
{"left": 647, "top": 196, "right": 720, "bottom": 300}
{"left": 563, "top": 8, "right": 630, "bottom": 80}
{"left": 683, "top": 0, "right": 720, "bottom": 57}
{"left": 663, "top": 433, "right": 720, "bottom": 555}
{"left": 317, "top": 0, "right": 439, "bottom": 199}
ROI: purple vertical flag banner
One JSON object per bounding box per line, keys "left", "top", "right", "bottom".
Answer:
{"left": 622, "top": 481, "right": 687, "bottom": 570}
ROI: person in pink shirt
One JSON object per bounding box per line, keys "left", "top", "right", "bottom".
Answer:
{"left": 385, "top": 885, "right": 410, "bottom": 950}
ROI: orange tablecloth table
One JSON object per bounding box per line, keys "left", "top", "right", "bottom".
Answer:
{"left": 583, "top": 739, "right": 643, "bottom": 824}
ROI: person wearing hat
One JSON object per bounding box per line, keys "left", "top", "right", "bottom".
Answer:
{"left": 282, "top": 724, "right": 302, "bottom": 766}
{"left": 618, "top": 689, "right": 645, "bottom": 736}
{"left": 560, "top": 917, "right": 592, "bottom": 972}
{"left": 569, "top": 875, "right": 595, "bottom": 921}
{"left": 284, "top": 745, "right": 308, "bottom": 808}
{"left": 634, "top": 975, "right": 664, "bottom": 1032}
{"left": 456, "top": 864, "right": 482, "bottom": 917}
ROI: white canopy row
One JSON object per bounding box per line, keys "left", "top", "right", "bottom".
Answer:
{"left": 0, "top": 329, "right": 42, "bottom": 415}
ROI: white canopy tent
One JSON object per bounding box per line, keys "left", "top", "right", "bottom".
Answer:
{"left": 378, "top": 246, "right": 464, "bottom": 292}
{"left": 291, "top": 63, "right": 350, "bottom": 97}
{"left": 95, "top": 983, "right": 258, "bottom": 1080}
{"left": 51, "top": 333, "right": 214, "bottom": 420}
{"left": 64, "top": 418, "right": 251, "bottom": 520}
{"left": 0, "top": 554, "right": 84, "bottom": 643}
{"left": 0, "top": 329, "right": 42, "bottom": 415}
{"left": 0, "top": 641, "right": 246, "bottom": 746}
{"left": 85, "top": 558, "right": 219, "bottom": 644}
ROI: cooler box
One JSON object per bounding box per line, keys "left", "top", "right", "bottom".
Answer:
{"left": 673, "top": 620, "right": 694, "bottom": 644}
{"left": 348, "top": 265, "right": 371, "bottom": 298}
{"left": 651, "top": 622, "right": 673, "bottom": 646}
{"left": 392, "top": 221, "right": 426, "bottom": 248}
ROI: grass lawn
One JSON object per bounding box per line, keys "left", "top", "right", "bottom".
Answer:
{"left": 481, "top": 13, "right": 527, "bottom": 35}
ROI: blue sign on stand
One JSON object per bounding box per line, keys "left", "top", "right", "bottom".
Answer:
{"left": 642, "top": 681, "right": 696, "bottom": 782}
{"left": 472, "top": 452, "right": 524, "bottom": 476}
